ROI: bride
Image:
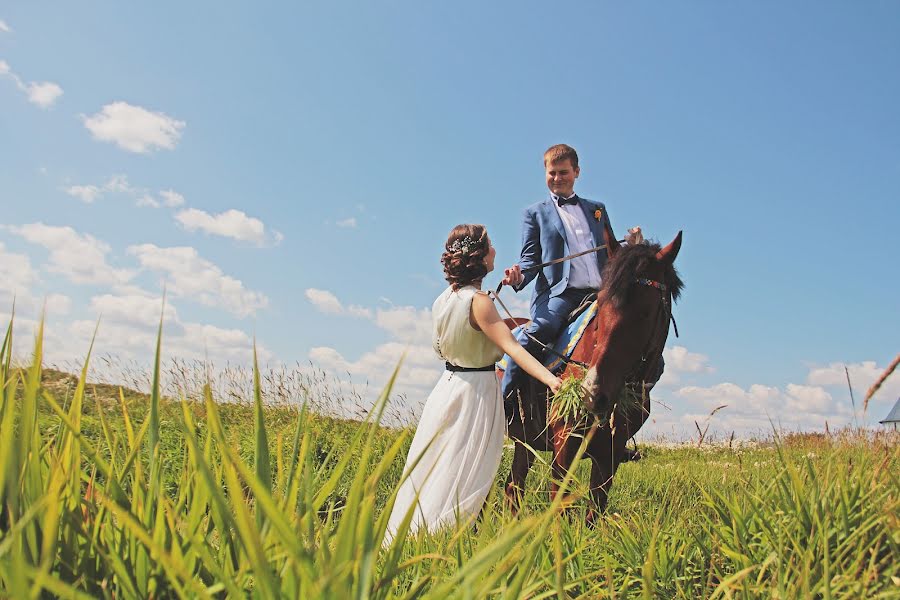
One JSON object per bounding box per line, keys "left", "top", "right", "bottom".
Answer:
{"left": 385, "top": 224, "right": 561, "bottom": 542}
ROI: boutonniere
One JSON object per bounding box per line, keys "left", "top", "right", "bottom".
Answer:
{"left": 594, "top": 209, "right": 603, "bottom": 221}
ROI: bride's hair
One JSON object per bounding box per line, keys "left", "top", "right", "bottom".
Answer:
{"left": 442, "top": 224, "right": 489, "bottom": 290}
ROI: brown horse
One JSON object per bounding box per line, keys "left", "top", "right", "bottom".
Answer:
{"left": 501, "top": 225, "right": 683, "bottom": 523}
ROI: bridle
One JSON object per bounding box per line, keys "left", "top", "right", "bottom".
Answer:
{"left": 617, "top": 277, "right": 678, "bottom": 390}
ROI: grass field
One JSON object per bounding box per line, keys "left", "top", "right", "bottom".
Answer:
{"left": 1, "top": 319, "right": 898, "bottom": 598}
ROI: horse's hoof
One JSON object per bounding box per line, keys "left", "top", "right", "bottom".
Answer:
{"left": 622, "top": 448, "right": 642, "bottom": 463}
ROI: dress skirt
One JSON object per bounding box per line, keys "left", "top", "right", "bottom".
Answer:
{"left": 384, "top": 369, "right": 506, "bottom": 542}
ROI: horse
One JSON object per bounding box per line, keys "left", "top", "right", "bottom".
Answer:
{"left": 500, "top": 225, "right": 683, "bottom": 524}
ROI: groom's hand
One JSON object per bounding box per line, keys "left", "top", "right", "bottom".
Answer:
{"left": 626, "top": 226, "right": 644, "bottom": 245}
{"left": 502, "top": 264, "right": 524, "bottom": 287}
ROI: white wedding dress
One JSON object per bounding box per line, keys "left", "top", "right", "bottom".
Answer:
{"left": 385, "top": 285, "right": 505, "bottom": 542}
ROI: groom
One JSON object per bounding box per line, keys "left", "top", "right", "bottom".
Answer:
{"left": 500, "top": 144, "right": 644, "bottom": 406}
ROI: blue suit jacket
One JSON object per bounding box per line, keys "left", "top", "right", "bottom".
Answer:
{"left": 513, "top": 196, "right": 613, "bottom": 304}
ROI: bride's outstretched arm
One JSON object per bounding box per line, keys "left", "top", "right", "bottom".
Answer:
{"left": 471, "top": 292, "right": 561, "bottom": 394}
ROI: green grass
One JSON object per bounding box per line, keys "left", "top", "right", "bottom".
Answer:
{"left": 1, "top": 317, "right": 899, "bottom": 598}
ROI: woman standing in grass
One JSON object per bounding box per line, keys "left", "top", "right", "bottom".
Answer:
{"left": 385, "top": 224, "right": 561, "bottom": 542}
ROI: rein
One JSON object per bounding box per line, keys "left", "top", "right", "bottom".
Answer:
{"left": 491, "top": 239, "right": 625, "bottom": 370}
{"left": 493, "top": 240, "right": 625, "bottom": 295}
{"left": 490, "top": 290, "right": 590, "bottom": 370}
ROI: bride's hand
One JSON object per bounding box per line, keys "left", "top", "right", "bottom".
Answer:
{"left": 547, "top": 376, "right": 562, "bottom": 394}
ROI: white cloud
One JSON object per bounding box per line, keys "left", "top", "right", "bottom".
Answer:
{"left": 336, "top": 217, "right": 357, "bottom": 228}
{"left": 159, "top": 189, "right": 185, "bottom": 207}
{"left": 0, "top": 60, "right": 63, "bottom": 108}
{"left": 637, "top": 355, "right": 900, "bottom": 441}
{"left": 806, "top": 361, "right": 900, "bottom": 403}
{"left": 309, "top": 341, "right": 442, "bottom": 411}
{"left": 0, "top": 245, "right": 71, "bottom": 320}
{"left": 69, "top": 318, "right": 157, "bottom": 357}
{"left": 664, "top": 346, "right": 714, "bottom": 374}
{"left": 668, "top": 380, "right": 852, "bottom": 436}
{"left": 63, "top": 174, "right": 135, "bottom": 204}
{"left": 26, "top": 81, "right": 63, "bottom": 108}
{"left": 45, "top": 294, "right": 72, "bottom": 316}
{"left": 656, "top": 345, "right": 715, "bottom": 387}
{"left": 0, "top": 314, "right": 85, "bottom": 368}
{"left": 494, "top": 288, "right": 530, "bottom": 319}
{"left": 127, "top": 244, "right": 268, "bottom": 317}
{"left": 90, "top": 293, "right": 177, "bottom": 326}
{"left": 62, "top": 175, "right": 186, "bottom": 210}
{"left": 71, "top": 293, "right": 268, "bottom": 365}
{"left": 0, "top": 242, "right": 36, "bottom": 294}
{"left": 6, "top": 223, "right": 133, "bottom": 286}
{"left": 302, "top": 289, "right": 442, "bottom": 414}
{"left": 104, "top": 174, "right": 130, "bottom": 193}
{"left": 179, "top": 322, "right": 257, "bottom": 355}
{"left": 136, "top": 195, "right": 160, "bottom": 208}
{"left": 82, "top": 101, "right": 185, "bottom": 153}
{"left": 305, "top": 288, "right": 372, "bottom": 318}
{"left": 174, "top": 208, "right": 272, "bottom": 245}
{"left": 81, "top": 291, "right": 268, "bottom": 364}
{"left": 348, "top": 305, "right": 374, "bottom": 318}
{"left": 64, "top": 184, "right": 102, "bottom": 204}
{"left": 301, "top": 288, "right": 449, "bottom": 419}
{"left": 305, "top": 289, "right": 343, "bottom": 314}
{"left": 0, "top": 20, "right": 11, "bottom": 33}
{"left": 374, "top": 305, "right": 432, "bottom": 344}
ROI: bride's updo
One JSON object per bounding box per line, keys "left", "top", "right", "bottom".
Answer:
{"left": 442, "top": 224, "right": 490, "bottom": 290}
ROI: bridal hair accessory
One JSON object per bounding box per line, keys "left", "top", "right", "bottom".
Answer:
{"left": 449, "top": 235, "right": 479, "bottom": 255}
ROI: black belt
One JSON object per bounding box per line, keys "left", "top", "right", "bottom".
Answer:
{"left": 445, "top": 362, "right": 496, "bottom": 372}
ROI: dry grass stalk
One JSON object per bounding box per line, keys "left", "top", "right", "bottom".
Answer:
{"left": 864, "top": 352, "right": 900, "bottom": 412}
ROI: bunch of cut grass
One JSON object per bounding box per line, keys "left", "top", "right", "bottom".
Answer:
{"left": 549, "top": 370, "right": 650, "bottom": 426}
{"left": 613, "top": 382, "right": 647, "bottom": 417}
{"left": 548, "top": 367, "right": 588, "bottom": 424}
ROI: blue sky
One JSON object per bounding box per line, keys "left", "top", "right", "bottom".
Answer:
{"left": 1, "top": 2, "right": 898, "bottom": 437}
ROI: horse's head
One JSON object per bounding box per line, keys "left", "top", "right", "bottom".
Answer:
{"left": 581, "top": 225, "right": 683, "bottom": 415}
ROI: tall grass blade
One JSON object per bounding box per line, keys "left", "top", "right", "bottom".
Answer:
{"left": 252, "top": 340, "right": 271, "bottom": 531}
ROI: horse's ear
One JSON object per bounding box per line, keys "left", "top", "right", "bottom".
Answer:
{"left": 656, "top": 231, "right": 683, "bottom": 264}
{"left": 603, "top": 221, "right": 620, "bottom": 257}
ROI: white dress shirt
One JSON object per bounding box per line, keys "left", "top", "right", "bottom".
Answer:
{"left": 552, "top": 194, "right": 602, "bottom": 289}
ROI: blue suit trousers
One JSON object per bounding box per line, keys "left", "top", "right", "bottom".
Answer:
{"left": 501, "top": 287, "right": 595, "bottom": 402}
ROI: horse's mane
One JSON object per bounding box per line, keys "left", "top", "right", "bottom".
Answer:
{"left": 600, "top": 242, "right": 684, "bottom": 309}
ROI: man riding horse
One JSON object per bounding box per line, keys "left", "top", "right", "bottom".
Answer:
{"left": 500, "top": 144, "right": 663, "bottom": 410}
{"left": 496, "top": 144, "right": 683, "bottom": 521}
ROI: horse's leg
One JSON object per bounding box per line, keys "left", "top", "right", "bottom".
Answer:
{"left": 586, "top": 453, "right": 613, "bottom": 526}
{"left": 504, "top": 439, "right": 534, "bottom": 515}
{"left": 586, "top": 424, "right": 630, "bottom": 525}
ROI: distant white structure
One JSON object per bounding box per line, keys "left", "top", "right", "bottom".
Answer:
{"left": 879, "top": 398, "right": 900, "bottom": 431}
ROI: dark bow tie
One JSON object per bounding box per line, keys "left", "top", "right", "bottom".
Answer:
{"left": 555, "top": 195, "right": 578, "bottom": 207}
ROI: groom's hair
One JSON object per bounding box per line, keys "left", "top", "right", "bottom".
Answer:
{"left": 442, "top": 224, "right": 489, "bottom": 291}
{"left": 543, "top": 144, "right": 579, "bottom": 168}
